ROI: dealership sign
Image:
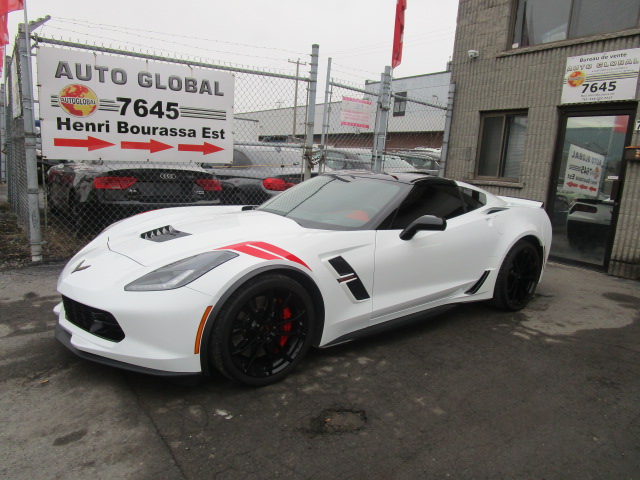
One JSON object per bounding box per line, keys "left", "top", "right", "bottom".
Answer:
{"left": 37, "top": 46, "right": 234, "bottom": 162}
{"left": 561, "top": 48, "right": 640, "bottom": 104}
{"left": 340, "top": 97, "right": 373, "bottom": 129}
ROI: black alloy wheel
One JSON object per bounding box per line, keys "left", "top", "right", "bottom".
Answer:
{"left": 491, "top": 240, "right": 541, "bottom": 311}
{"left": 211, "top": 274, "right": 314, "bottom": 386}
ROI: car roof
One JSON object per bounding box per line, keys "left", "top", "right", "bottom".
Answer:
{"left": 321, "top": 169, "right": 457, "bottom": 187}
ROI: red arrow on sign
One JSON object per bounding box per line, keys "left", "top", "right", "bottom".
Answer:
{"left": 121, "top": 139, "right": 173, "bottom": 153}
{"left": 54, "top": 136, "right": 115, "bottom": 151}
{"left": 589, "top": 186, "right": 597, "bottom": 192}
{"left": 579, "top": 184, "right": 588, "bottom": 190}
{"left": 178, "top": 142, "right": 224, "bottom": 155}
{"left": 566, "top": 181, "right": 578, "bottom": 188}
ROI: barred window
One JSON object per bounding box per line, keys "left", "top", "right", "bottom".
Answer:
{"left": 476, "top": 112, "right": 528, "bottom": 179}
{"left": 512, "top": 0, "right": 640, "bottom": 48}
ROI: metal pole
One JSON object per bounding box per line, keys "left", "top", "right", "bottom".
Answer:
{"left": 372, "top": 66, "right": 392, "bottom": 172}
{"left": 303, "top": 44, "right": 319, "bottom": 180}
{"left": 0, "top": 84, "right": 5, "bottom": 183}
{"left": 18, "top": 13, "right": 43, "bottom": 262}
{"left": 288, "top": 58, "right": 307, "bottom": 142}
{"left": 439, "top": 82, "right": 456, "bottom": 178}
{"left": 319, "top": 57, "right": 332, "bottom": 172}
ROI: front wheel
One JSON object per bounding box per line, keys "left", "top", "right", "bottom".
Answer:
{"left": 491, "top": 240, "right": 541, "bottom": 311}
{"left": 211, "top": 274, "right": 315, "bottom": 386}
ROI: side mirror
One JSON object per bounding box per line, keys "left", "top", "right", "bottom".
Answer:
{"left": 399, "top": 215, "right": 447, "bottom": 240}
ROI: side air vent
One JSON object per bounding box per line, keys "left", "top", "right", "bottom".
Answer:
{"left": 140, "top": 225, "right": 191, "bottom": 242}
{"left": 465, "top": 270, "right": 491, "bottom": 295}
{"left": 328, "top": 256, "right": 370, "bottom": 301}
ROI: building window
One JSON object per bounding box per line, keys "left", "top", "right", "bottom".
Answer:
{"left": 512, "top": 0, "right": 640, "bottom": 48}
{"left": 393, "top": 92, "right": 407, "bottom": 117}
{"left": 477, "top": 112, "right": 528, "bottom": 179}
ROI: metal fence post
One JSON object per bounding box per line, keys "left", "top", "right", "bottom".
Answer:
{"left": 18, "top": 23, "right": 42, "bottom": 262}
{"left": 439, "top": 82, "right": 455, "bottom": 178}
{"left": 372, "top": 66, "right": 392, "bottom": 172}
{"left": 318, "top": 57, "right": 333, "bottom": 172}
{"left": 303, "top": 44, "right": 319, "bottom": 180}
{"left": 0, "top": 84, "right": 5, "bottom": 183}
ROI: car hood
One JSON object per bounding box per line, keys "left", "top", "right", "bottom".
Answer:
{"left": 105, "top": 206, "right": 309, "bottom": 267}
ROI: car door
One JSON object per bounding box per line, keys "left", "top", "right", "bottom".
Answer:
{"left": 371, "top": 181, "right": 499, "bottom": 327}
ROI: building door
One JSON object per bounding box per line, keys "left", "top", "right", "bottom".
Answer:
{"left": 548, "top": 107, "right": 634, "bottom": 268}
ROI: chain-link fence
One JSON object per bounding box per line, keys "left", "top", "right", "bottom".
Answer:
{"left": 2, "top": 33, "right": 452, "bottom": 263}
{"left": 314, "top": 71, "right": 447, "bottom": 175}
{"left": 4, "top": 43, "right": 28, "bottom": 226}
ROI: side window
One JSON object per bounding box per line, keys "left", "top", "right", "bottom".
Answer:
{"left": 460, "top": 187, "right": 486, "bottom": 212}
{"left": 388, "top": 184, "right": 465, "bottom": 229}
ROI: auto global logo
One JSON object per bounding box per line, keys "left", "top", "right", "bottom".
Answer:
{"left": 58, "top": 84, "right": 99, "bottom": 117}
{"left": 567, "top": 70, "right": 586, "bottom": 87}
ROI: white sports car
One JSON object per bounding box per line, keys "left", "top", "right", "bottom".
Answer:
{"left": 54, "top": 171, "right": 552, "bottom": 386}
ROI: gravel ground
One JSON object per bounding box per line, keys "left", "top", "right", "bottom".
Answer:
{"left": 0, "top": 202, "right": 32, "bottom": 270}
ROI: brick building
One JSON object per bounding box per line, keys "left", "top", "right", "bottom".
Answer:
{"left": 446, "top": 0, "right": 640, "bottom": 279}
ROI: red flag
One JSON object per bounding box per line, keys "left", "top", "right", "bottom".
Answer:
{"left": 0, "top": 0, "right": 24, "bottom": 15}
{"left": 0, "top": 13, "right": 8, "bottom": 45}
{"left": 391, "top": 0, "right": 407, "bottom": 69}
{"left": 0, "top": 0, "right": 22, "bottom": 46}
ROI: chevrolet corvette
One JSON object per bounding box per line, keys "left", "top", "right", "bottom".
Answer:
{"left": 54, "top": 171, "right": 552, "bottom": 386}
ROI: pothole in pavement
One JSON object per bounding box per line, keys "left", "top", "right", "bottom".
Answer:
{"left": 309, "top": 408, "right": 367, "bottom": 434}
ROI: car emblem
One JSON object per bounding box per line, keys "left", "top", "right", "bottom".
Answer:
{"left": 160, "top": 173, "right": 177, "bottom": 180}
{"left": 72, "top": 260, "right": 91, "bottom": 273}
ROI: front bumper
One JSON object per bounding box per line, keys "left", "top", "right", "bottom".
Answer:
{"left": 55, "top": 249, "right": 216, "bottom": 374}
{"left": 55, "top": 324, "right": 199, "bottom": 378}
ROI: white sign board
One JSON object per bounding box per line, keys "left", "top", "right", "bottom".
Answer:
{"left": 340, "top": 97, "right": 373, "bottom": 129}
{"left": 562, "top": 144, "right": 604, "bottom": 198}
{"left": 37, "top": 46, "right": 234, "bottom": 162}
{"left": 561, "top": 48, "right": 640, "bottom": 104}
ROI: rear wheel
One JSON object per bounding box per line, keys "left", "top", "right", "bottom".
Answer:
{"left": 491, "top": 240, "right": 541, "bottom": 311}
{"left": 211, "top": 274, "right": 314, "bottom": 386}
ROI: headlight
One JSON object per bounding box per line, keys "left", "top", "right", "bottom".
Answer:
{"left": 125, "top": 251, "right": 238, "bottom": 291}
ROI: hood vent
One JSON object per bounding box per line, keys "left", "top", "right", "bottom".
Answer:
{"left": 140, "top": 225, "right": 191, "bottom": 242}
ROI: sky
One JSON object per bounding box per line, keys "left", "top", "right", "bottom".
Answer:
{"left": 6, "top": 0, "right": 459, "bottom": 87}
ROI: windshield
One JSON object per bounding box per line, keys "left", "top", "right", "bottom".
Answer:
{"left": 257, "top": 174, "right": 407, "bottom": 229}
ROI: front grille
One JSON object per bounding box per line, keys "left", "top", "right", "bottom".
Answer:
{"left": 62, "top": 296, "right": 125, "bottom": 342}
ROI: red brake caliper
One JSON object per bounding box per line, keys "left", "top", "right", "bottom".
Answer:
{"left": 279, "top": 307, "right": 292, "bottom": 347}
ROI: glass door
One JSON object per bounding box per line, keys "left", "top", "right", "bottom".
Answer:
{"left": 549, "top": 112, "right": 631, "bottom": 267}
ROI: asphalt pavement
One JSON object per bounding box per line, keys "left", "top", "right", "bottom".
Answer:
{"left": 0, "top": 258, "right": 639, "bottom": 480}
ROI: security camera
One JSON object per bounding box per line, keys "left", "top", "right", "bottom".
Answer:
{"left": 468, "top": 50, "right": 479, "bottom": 59}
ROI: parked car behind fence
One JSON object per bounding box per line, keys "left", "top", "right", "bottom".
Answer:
{"left": 201, "top": 144, "right": 315, "bottom": 205}
{"left": 46, "top": 160, "right": 224, "bottom": 233}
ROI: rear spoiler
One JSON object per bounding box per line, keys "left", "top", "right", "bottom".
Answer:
{"left": 498, "top": 196, "right": 544, "bottom": 209}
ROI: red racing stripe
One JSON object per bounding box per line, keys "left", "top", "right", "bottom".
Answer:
{"left": 248, "top": 241, "right": 311, "bottom": 270}
{"left": 217, "top": 241, "right": 311, "bottom": 270}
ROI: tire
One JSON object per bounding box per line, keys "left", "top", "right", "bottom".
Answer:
{"left": 68, "top": 194, "right": 89, "bottom": 235}
{"left": 211, "top": 273, "right": 315, "bottom": 386}
{"left": 490, "top": 240, "right": 541, "bottom": 311}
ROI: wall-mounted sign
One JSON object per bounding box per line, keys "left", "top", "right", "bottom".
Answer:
{"left": 37, "top": 46, "right": 234, "bottom": 162}
{"left": 340, "top": 97, "right": 373, "bottom": 129}
{"left": 561, "top": 48, "right": 640, "bottom": 105}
